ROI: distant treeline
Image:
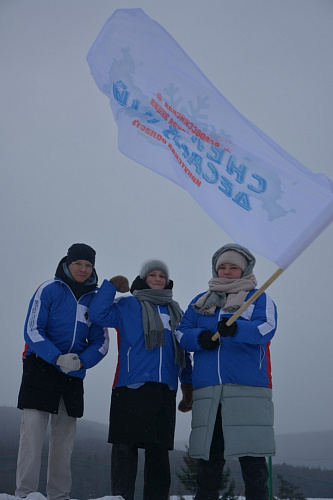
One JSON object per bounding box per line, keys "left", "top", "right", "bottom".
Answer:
{"left": 1, "top": 436, "right": 333, "bottom": 499}
{"left": 1, "top": 406, "right": 333, "bottom": 499}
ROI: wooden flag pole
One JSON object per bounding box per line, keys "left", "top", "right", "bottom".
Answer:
{"left": 212, "top": 268, "right": 284, "bottom": 341}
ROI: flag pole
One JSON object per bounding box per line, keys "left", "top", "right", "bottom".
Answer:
{"left": 212, "top": 268, "right": 284, "bottom": 341}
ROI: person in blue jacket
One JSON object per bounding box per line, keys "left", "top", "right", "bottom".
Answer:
{"left": 89, "top": 259, "right": 193, "bottom": 500}
{"left": 15, "top": 243, "right": 109, "bottom": 500}
{"left": 175, "top": 243, "right": 277, "bottom": 500}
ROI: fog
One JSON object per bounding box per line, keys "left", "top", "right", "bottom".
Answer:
{"left": 1, "top": 0, "right": 332, "bottom": 451}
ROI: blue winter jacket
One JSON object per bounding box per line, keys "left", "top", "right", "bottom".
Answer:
{"left": 89, "top": 279, "right": 192, "bottom": 391}
{"left": 24, "top": 278, "right": 109, "bottom": 379}
{"left": 175, "top": 289, "right": 277, "bottom": 390}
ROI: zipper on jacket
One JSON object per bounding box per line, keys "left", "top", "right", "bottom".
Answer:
{"left": 217, "top": 343, "right": 222, "bottom": 384}
{"left": 157, "top": 306, "right": 163, "bottom": 382}
{"left": 259, "top": 345, "right": 265, "bottom": 369}
{"left": 60, "top": 281, "right": 92, "bottom": 354}
{"left": 68, "top": 303, "right": 79, "bottom": 353}
{"left": 68, "top": 292, "right": 93, "bottom": 353}
{"left": 159, "top": 346, "right": 163, "bottom": 382}
{"left": 127, "top": 347, "right": 132, "bottom": 372}
{"left": 217, "top": 310, "right": 222, "bottom": 384}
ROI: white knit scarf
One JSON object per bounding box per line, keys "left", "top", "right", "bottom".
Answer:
{"left": 193, "top": 273, "right": 257, "bottom": 315}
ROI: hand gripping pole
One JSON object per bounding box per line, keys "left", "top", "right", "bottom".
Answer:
{"left": 211, "top": 268, "right": 284, "bottom": 341}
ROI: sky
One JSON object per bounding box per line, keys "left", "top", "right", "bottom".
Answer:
{"left": 1, "top": 0, "right": 333, "bottom": 455}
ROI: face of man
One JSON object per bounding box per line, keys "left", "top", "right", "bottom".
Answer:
{"left": 68, "top": 260, "right": 94, "bottom": 283}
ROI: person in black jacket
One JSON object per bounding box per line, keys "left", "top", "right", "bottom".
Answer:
{"left": 15, "top": 243, "right": 109, "bottom": 500}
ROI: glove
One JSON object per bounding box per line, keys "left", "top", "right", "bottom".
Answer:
{"left": 56, "top": 353, "right": 81, "bottom": 374}
{"left": 178, "top": 383, "right": 193, "bottom": 413}
{"left": 217, "top": 317, "right": 238, "bottom": 337}
{"left": 110, "top": 275, "right": 130, "bottom": 293}
{"left": 198, "top": 330, "right": 220, "bottom": 350}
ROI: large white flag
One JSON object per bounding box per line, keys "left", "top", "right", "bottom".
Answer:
{"left": 87, "top": 8, "right": 333, "bottom": 269}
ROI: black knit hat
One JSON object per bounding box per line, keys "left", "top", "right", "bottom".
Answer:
{"left": 66, "top": 243, "right": 96, "bottom": 267}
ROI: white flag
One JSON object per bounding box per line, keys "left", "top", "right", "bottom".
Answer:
{"left": 87, "top": 8, "right": 333, "bottom": 269}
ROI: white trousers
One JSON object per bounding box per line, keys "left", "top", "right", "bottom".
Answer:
{"left": 15, "top": 397, "right": 77, "bottom": 500}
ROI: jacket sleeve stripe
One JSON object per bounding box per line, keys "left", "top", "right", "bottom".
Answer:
{"left": 258, "top": 295, "right": 276, "bottom": 337}
{"left": 26, "top": 281, "right": 53, "bottom": 343}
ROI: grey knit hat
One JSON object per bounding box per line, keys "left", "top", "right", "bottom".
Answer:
{"left": 212, "top": 243, "right": 256, "bottom": 277}
{"left": 140, "top": 259, "right": 169, "bottom": 284}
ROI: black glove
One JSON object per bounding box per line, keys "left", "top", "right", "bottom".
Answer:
{"left": 217, "top": 317, "right": 238, "bottom": 337}
{"left": 198, "top": 330, "right": 220, "bottom": 350}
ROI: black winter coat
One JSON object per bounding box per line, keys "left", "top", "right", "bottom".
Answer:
{"left": 18, "top": 353, "right": 84, "bottom": 417}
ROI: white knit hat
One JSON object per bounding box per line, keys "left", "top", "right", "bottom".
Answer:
{"left": 140, "top": 259, "right": 169, "bottom": 284}
{"left": 215, "top": 250, "right": 248, "bottom": 273}
{"left": 212, "top": 243, "right": 256, "bottom": 278}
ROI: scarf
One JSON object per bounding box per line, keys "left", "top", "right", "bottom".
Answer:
{"left": 133, "top": 288, "right": 185, "bottom": 368}
{"left": 55, "top": 257, "right": 98, "bottom": 300}
{"left": 193, "top": 273, "right": 257, "bottom": 315}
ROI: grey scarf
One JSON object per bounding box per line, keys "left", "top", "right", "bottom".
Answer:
{"left": 193, "top": 273, "right": 257, "bottom": 315}
{"left": 133, "top": 288, "right": 185, "bottom": 368}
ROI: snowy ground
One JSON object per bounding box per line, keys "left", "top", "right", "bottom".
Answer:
{"left": 0, "top": 495, "right": 246, "bottom": 500}
{"left": 0, "top": 494, "right": 240, "bottom": 500}
{"left": 1, "top": 496, "right": 122, "bottom": 500}
{"left": 1, "top": 493, "right": 331, "bottom": 500}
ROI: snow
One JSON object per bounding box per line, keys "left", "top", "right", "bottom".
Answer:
{"left": 0, "top": 496, "right": 123, "bottom": 500}
{"left": 1, "top": 494, "right": 331, "bottom": 500}
{"left": 0, "top": 496, "right": 125, "bottom": 500}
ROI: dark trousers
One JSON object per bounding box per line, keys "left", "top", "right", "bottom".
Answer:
{"left": 194, "top": 405, "right": 269, "bottom": 500}
{"left": 111, "top": 442, "right": 171, "bottom": 500}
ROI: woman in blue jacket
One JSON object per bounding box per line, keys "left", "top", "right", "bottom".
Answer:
{"left": 175, "top": 243, "right": 277, "bottom": 500}
{"left": 89, "top": 259, "right": 192, "bottom": 500}
{"left": 15, "top": 243, "right": 109, "bottom": 500}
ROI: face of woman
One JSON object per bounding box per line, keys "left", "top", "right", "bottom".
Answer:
{"left": 217, "top": 263, "right": 243, "bottom": 279}
{"left": 68, "top": 260, "right": 94, "bottom": 283}
{"left": 145, "top": 270, "right": 167, "bottom": 289}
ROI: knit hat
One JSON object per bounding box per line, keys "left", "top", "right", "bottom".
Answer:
{"left": 66, "top": 243, "right": 96, "bottom": 267}
{"left": 139, "top": 259, "right": 169, "bottom": 284}
{"left": 215, "top": 250, "right": 248, "bottom": 273}
{"left": 212, "top": 243, "right": 256, "bottom": 278}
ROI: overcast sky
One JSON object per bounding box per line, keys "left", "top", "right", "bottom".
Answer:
{"left": 1, "top": 0, "right": 333, "bottom": 455}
